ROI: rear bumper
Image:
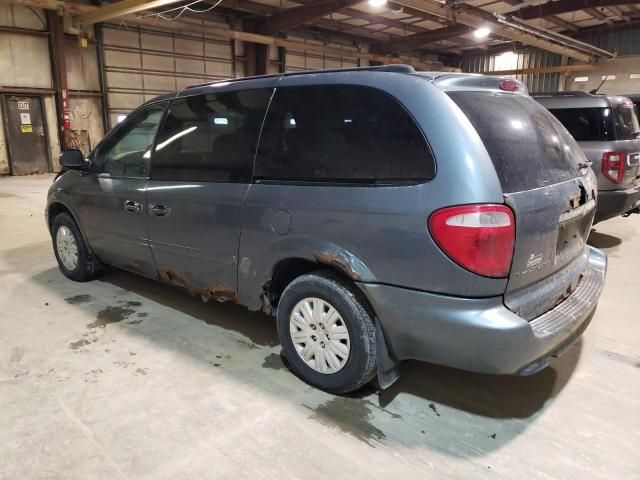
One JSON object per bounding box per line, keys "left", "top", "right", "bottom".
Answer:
{"left": 359, "top": 246, "right": 607, "bottom": 375}
{"left": 595, "top": 184, "right": 640, "bottom": 223}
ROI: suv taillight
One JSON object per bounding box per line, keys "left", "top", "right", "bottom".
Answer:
{"left": 428, "top": 204, "right": 515, "bottom": 278}
{"left": 601, "top": 151, "right": 626, "bottom": 184}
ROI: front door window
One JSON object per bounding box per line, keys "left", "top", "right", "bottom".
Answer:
{"left": 94, "top": 104, "right": 166, "bottom": 178}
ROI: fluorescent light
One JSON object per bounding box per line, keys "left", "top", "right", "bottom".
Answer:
{"left": 602, "top": 75, "right": 616, "bottom": 81}
{"left": 368, "top": 0, "right": 387, "bottom": 7}
{"left": 474, "top": 27, "right": 491, "bottom": 39}
{"left": 214, "top": 117, "right": 229, "bottom": 125}
{"left": 574, "top": 76, "right": 589, "bottom": 82}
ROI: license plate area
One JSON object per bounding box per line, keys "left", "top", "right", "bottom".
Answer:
{"left": 556, "top": 200, "right": 595, "bottom": 259}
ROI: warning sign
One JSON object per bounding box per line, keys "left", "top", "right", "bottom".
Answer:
{"left": 20, "top": 113, "right": 31, "bottom": 125}
{"left": 21, "top": 125, "right": 32, "bottom": 133}
{"left": 17, "top": 101, "right": 29, "bottom": 110}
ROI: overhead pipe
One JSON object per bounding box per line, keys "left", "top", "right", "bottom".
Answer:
{"left": 494, "top": 14, "right": 616, "bottom": 58}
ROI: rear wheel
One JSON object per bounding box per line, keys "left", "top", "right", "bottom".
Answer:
{"left": 52, "top": 213, "right": 99, "bottom": 282}
{"left": 277, "top": 271, "right": 376, "bottom": 393}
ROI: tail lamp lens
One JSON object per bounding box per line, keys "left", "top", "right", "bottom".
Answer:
{"left": 428, "top": 204, "right": 515, "bottom": 278}
{"left": 601, "top": 151, "right": 625, "bottom": 184}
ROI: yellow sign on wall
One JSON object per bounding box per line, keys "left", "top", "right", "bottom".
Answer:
{"left": 21, "top": 125, "right": 32, "bottom": 133}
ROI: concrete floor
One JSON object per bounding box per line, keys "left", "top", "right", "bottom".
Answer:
{"left": 0, "top": 174, "right": 638, "bottom": 480}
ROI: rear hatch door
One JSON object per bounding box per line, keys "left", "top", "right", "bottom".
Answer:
{"left": 611, "top": 98, "right": 640, "bottom": 188}
{"left": 448, "top": 91, "right": 596, "bottom": 320}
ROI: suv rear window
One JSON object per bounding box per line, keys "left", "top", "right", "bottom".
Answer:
{"left": 254, "top": 85, "right": 435, "bottom": 184}
{"left": 547, "top": 108, "right": 614, "bottom": 141}
{"left": 612, "top": 101, "right": 640, "bottom": 140}
{"left": 448, "top": 91, "right": 582, "bottom": 192}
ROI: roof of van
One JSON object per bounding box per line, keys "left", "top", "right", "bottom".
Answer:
{"left": 140, "top": 65, "right": 527, "bottom": 107}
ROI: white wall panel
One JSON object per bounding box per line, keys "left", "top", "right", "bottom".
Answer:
{"left": 66, "top": 39, "right": 101, "bottom": 91}
{"left": 0, "top": 34, "right": 51, "bottom": 88}
{"left": 285, "top": 36, "right": 359, "bottom": 72}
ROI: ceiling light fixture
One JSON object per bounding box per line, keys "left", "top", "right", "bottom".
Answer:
{"left": 474, "top": 27, "right": 491, "bottom": 39}
{"left": 368, "top": 0, "right": 388, "bottom": 7}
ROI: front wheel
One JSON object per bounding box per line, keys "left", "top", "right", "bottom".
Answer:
{"left": 52, "top": 212, "right": 99, "bottom": 282}
{"left": 277, "top": 271, "right": 377, "bottom": 393}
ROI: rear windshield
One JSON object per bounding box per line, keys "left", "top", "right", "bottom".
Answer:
{"left": 548, "top": 104, "right": 640, "bottom": 141}
{"left": 448, "top": 91, "right": 582, "bottom": 192}
{"left": 548, "top": 108, "right": 614, "bottom": 141}
{"left": 612, "top": 102, "right": 640, "bottom": 140}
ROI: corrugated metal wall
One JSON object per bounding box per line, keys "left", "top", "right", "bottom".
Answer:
{"left": 285, "top": 36, "right": 359, "bottom": 72}
{"left": 100, "top": 22, "right": 233, "bottom": 128}
{"left": 578, "top": 29, "right": 640, "bottom": 56}
{"left": 462, "top": 48, "right": 563, "bottom": 93}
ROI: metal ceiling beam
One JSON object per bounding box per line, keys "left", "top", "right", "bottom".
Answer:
{"left": 125, "top": 14, "right": 453, "bottom": 69}
{"left": 263, "top": 0, "right": 365, "bottom": 34}
{"left": 516, "top": 0, "right": 639, "bottom": 20}
{"left": 481, "top": 63, "right": 596, "bottom": 75}
{"left": 370, "top": 24, "right": 472, "bottom": 53}
{"left": 75, "top": 0, "right": 187, "bottom": 26}
{"left": 393, "top": 0, "right": 597, "bottom": 62}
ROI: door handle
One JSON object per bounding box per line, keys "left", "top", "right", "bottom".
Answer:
{"left": 149, "top": 203, "right": 169, "bottom": 217}
{"left": 124, "top": 200, "right": 144, "bottom": 214}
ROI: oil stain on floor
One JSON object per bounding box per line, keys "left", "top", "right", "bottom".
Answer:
{"left": 65, "top": 294, "right": 93, "bottom": 305}
{"left": 87, "top": 300, "right": 141, "bottom": 329}
{"left": 261, "top": 353, "right": 287, "bottom": 371}
{"left": 305, "top": 397, "right": 388, "bottom": 447}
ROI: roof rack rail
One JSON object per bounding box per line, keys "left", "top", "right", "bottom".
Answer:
{"left": 185, "top": 64, "right": 415, "bottom": 89}
{"left": 530, "top": 90, "right": 594, "bottom": 97}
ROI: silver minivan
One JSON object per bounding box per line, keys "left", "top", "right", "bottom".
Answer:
{"left": 47, "top": 67, "right": 607, "bottom": 393}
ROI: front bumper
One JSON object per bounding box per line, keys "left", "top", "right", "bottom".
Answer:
{"left": 595, "top": 184, "right": 640, "bottom": 223}
{"left": 359, "top": 246, "right": 607, "bottom": 375}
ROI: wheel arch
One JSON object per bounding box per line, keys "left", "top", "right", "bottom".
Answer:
{"left": 47, "top": 199, "right": 92, "bottom": 253}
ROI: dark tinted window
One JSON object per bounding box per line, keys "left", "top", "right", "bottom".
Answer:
{"left": 255, "top": 85, "right": 434, "bottom": 184}
{"left": 94, "top": 103, "right": 166, "bottom": 178}
{"left": 152, "top": 89, "right": 272, "bottom": 182}
{"left": 612, "top": 100, "right": 640, "bottom": 140}
{"left": 449, "top": 92, "right": 582, "bottom": 192}
{"left": 548, "top": 108, "right": 615, "bottom": 141}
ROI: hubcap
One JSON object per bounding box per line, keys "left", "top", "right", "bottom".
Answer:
{"left": 56, "top": 226, "right": 78, "bottom": 271}
{"left": 289, "top": 297, "right": 350, "bottom": 374}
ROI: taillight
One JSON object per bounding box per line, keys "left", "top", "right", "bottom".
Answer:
{"left": 499, "top": 79, "right": 521, "bottom": 92}
{"left": 601, "top": 151, "right": 626, "bottom": 184}
{"left": 428, "top": 204, "right": 515, "bottom": 278}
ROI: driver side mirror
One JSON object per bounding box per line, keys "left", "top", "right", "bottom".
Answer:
{"left": 59, "top": 149, "right": 85, "bottom": 170}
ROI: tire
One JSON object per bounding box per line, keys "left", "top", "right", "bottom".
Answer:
{"left": 52, "top": 212, "right": 99, "bottom": 282}
{"left": 277, "top": 271, "right": 377, "bottom": 394}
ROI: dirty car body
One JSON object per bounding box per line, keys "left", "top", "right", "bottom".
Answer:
{"left": 47, "top": 66, "right": 607, "bottom": 392}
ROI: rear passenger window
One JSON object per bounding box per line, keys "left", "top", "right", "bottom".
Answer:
{"left": 152, "top": 89, "right": 272, "bottom": 182}
{"left": 255, "top": 85, "right": 434, "bottom": 184}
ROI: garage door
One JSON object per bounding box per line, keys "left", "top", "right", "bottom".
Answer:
{"left": 285, "top": 37, "right": 359, "bottom": 72}
{"left": 101, "top": 23, "right": 233, "bottom": 128}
